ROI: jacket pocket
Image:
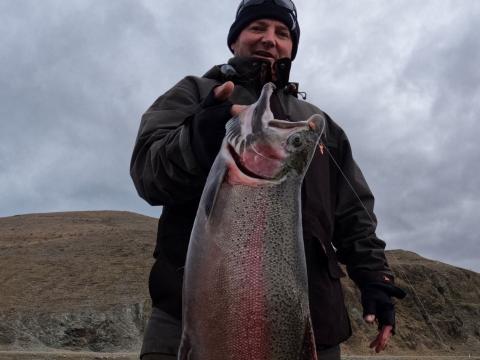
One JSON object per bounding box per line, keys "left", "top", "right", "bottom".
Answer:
{"left": 316, "top": 237, "right": 346, "bottom": 279}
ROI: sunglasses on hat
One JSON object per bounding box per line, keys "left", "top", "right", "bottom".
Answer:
{"left": 236, "top": 0, "right": 297, "bottom": 18}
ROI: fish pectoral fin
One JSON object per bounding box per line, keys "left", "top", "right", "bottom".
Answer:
{"left": 202, "top": 157, "right": 227, "bottom": 219}
{"left": 301, "top": 317, "right": 318, "bottom": 360}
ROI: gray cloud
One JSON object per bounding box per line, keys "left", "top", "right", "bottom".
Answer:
{"left": 294, "top": 0, "right": 480, "bottom": 271}
{"left": 378, "top": 5, "right": 480, "bottom": 271}
{"left": 0, "top": 1, "right": 478, "bottom": 272}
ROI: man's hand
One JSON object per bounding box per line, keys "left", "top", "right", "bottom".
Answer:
{"left": 361, "top": 282, "right": 406, "bottom": 353}
{"left": 190, "top": 81, "right": 248, "bottom": 172}
{"left": 213, "top": 81, "right": 247, "bottom": 117}
{"left": 364, "top": 315, "right": 393, "bottom": 353}
{"left": 213, "top": 81, "right": 234, "bottom": 101}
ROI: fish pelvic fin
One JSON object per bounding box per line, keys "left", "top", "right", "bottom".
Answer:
{"left": 301, "top": 317, "right": 318, "bottom": 360}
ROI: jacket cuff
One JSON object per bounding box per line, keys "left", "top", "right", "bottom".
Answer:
{"left": 349, "top": 269, "right": 395, "bottom": 288}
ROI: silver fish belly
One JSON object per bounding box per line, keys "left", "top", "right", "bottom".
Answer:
{"left": 179, "top": 83, "right": 325, "bottom": 360}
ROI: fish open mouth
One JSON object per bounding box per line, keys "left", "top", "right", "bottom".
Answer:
{"left": 227, "top": 144, "right": 273, "bottom": 181}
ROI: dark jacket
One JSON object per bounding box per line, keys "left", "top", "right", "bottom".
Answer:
{"left": 130, "top": 57, "right": 394, "bottom": 347}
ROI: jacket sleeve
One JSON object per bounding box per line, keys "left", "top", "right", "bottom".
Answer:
{"left": 130, "top": 76, "right": 217, "bottom": 206}
{"left": 331, "top": 128, "right": 395, "bottom": 286}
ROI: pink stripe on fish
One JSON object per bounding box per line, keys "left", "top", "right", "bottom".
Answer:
{"left": 230, "top": 198, "right": 271, "bottom": 359}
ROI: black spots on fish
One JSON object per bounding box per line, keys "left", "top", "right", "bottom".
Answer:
{"left": 225, "top": 188, "right": 270, "bottom": 273}
{"left": 282, "top": 130, "right": 322, "bottom": 179}
{"left": 189, "top": 183, "right": 310, "bottom": 359}
{"left": 267, "top": 293, "right": 306, "bottom": 358}
{"left": 289, "top": 153, "right": 309, "bottom": 177}
{"left": 301, "top": 317, "right": 318, "bottom": 360}
{"left": 245, "top": 184, "right": 309, "bottom": 359}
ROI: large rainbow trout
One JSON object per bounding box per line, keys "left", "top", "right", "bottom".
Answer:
{"left": 178, "top": 83, "right": 325, "bottom": 360}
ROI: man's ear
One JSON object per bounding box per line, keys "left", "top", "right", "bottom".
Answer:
{"left": 230, "top": 40, "right": 238, "bottom": 55}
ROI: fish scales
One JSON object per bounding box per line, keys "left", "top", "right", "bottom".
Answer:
{"left": 184, "top": 181, "right": 308, "bottom": 359}
{"left": 179, "top": 83, "right": 324, "bottom": 360}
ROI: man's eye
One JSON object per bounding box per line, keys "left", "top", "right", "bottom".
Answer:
{"left": 278, "top": 31, "right": 290, "bottom": 39}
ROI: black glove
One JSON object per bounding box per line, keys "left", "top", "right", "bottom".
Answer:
{"left": 190, "top": 89, "right": 233, "bottom": 172}
{"left": 361, "top": 282, "right": 406, "bottom": 332}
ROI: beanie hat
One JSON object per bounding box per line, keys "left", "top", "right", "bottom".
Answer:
{"left": 227, "top": 0, "right": 300, "bottom": 60}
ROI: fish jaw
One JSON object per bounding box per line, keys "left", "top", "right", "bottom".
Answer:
{"left": 238, "top": 140, "right": 287, "bottom": 180}
{"left": 220, "top": 140, "right": 285, "bottom": 186}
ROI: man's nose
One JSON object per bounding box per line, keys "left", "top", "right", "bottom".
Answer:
{"left": 260, "top": 28, "right": 276, "bottom": 48}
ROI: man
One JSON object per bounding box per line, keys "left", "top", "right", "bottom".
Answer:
{"left": 130, "top": 1, "right": 405, "bottom": 359}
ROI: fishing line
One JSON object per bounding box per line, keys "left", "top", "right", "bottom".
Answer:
{"left": 320, "top": 141, "right": 446, "bottom": 346}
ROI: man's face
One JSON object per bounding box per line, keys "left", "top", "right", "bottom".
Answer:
{"left": 231, "top": 18, "right": 293, "bottom": 64}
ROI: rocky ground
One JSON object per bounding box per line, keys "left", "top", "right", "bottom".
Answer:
{"left": 0, "top": 211, "right": 479, "bottom": 359}
{"left": 0, "top": 353, "right": 478, "bottom": 360}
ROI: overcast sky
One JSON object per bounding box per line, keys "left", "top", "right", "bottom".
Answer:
{"left": 1, "top": 0, "right": 479, "bottom": 272}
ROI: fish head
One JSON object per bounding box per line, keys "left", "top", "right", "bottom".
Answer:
{"left": 224, "top": 82, "right": 325, "bottom": 184}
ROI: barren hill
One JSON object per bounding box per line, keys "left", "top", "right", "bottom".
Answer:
{"left": 0, "top": 211, "right": 479, "bottom": 357}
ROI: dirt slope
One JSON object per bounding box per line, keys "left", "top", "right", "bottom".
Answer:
{"left": 0, "top": 211, "right": 478, "bottom": 356}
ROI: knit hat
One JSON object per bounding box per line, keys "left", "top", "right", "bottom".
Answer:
{"left": 227, "top": 0, "right": 300, "bottom": 60}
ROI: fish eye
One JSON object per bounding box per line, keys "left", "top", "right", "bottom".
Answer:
{"left": 289, "top": 134, "right": 303, "bottom": 148}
